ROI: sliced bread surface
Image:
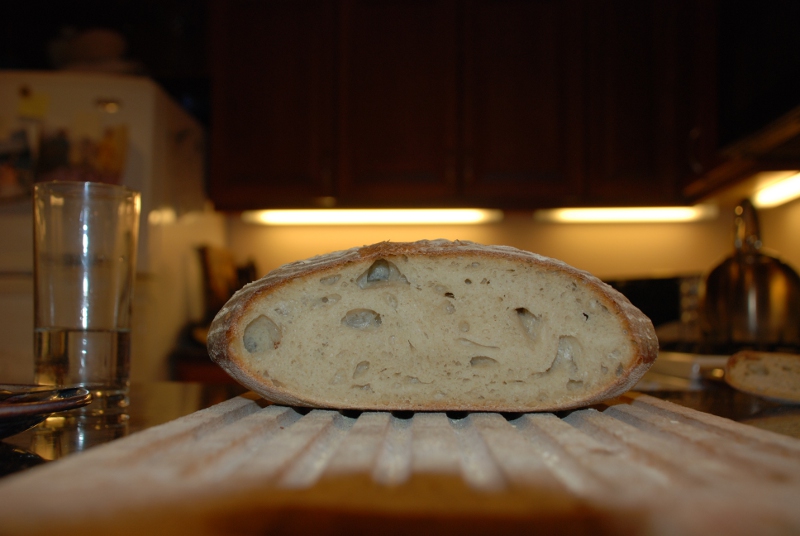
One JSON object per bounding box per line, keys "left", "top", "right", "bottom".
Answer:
{"left": 207, "top": 240, "right": 658, "bottom": 411}
{"left": 726, "top": 351, "right": 800, "bottom": 403}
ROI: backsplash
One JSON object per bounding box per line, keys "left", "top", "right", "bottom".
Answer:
{"left": 2, "top": 196, "right": 796, "bottom": 384}
{"left": 225, "top": 210, "right": 724, "bottom": 282}
{"left": 759, "top": 197, "right": 800, "bottom": 269}
{"left": 225, "top": 198, "right": 800, "bottom": 283}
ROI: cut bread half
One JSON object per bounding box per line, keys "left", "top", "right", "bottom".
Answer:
{"left": 207, "top": 240, "right": 658, "bottom": 412}
{"left": 726, "top": 351, "right": 800, "bottom": 404}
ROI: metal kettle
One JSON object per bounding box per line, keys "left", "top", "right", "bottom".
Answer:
{"left": 699, "top": 199, "right": 800, "bottom": 350}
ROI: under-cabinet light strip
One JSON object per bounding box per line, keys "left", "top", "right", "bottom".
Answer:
{"left": 753, "top": 171, "right": 800, "bottom": 208}
{"left": 241, "top": 208, "right": 504, "bottom": 226}
{"left": 534, "top": 205, "right": 718, "bottom": 223}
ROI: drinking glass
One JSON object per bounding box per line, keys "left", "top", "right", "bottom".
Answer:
{"left": 33, "top": 181, "right": 140, "bottom": 414}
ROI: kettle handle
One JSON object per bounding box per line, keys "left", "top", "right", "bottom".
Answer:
{"left": 734, "top": 199, "right": 762, "bottom": 254}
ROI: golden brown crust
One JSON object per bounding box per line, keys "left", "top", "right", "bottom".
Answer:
{"left": 207, "top": 240, "right": 658, "bottom": 411}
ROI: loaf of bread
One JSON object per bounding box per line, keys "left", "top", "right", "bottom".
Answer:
{"left": 725, "top": 351, "right": 800, "bottom": 403}
{"left": 207, "top": 240, "right": 658, "bottom": 412}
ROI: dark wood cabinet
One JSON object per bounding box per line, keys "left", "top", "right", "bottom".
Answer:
{"left": 585, "top": 1, "right": 669, "bottom": 204}
{"left": 209, "top": 0, "right": 717, "bottom": 210}
{"left": 337, "top": 0, "right": 458, "bottom": 206}
{"left": 584, "top": 0, "right": 717, "bottom": 205}
{"left": 209, "top": 0, "right": 337, "bottom": 209}
{"left": 461, "top": 0, "right": 584, "bottom": 207}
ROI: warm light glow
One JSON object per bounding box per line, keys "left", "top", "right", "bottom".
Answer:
{"left": 241, "top": 209, "right": 504, "bottom": 226}
{"left": 753, "top": 171, "right": 800, "bottom": 208}
{"left": 147, "top": 207, "right": 177, "bottom": 225}
{"left": 534, "top": 205, "right": 718, "bottom": 223}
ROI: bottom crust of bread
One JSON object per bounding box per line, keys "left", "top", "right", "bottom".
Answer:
{"left": 208, "top": 240, "right": 658, "bottom": 412}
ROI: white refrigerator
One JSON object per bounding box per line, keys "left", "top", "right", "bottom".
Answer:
{"left": 0, "top": 70, "right": 226, "bottom": 384}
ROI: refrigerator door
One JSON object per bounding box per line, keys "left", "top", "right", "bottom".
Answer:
{"left": 0, "top": 71, "right": 222, "bottom": 383}
{"left": 0, "top": 70, "right": 208, "bottom": 274}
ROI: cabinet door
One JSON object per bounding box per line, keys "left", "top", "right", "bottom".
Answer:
{"left": 584, "top": 0, "right": 716, "bottom": 205}
{"left": 337, "top": 0, "right": 458, "bottom": 206}
{"left": 677, "top": 0, "right": 718, "bottom": 195}
{"left": 209, "top": 0, "right": 336, "bottom": 210}
{"left": 462, "top": 0, "right": 585, "bottom": 207}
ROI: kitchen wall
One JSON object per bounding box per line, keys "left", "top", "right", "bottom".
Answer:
{"left": 3, "top": 195, "right": 796, "bottom": 386}
{"left": 225, "top": 198, "right": 800, "bottom": 283}
{"left": 760, "top": 196, "right": 800, "bottom": 269}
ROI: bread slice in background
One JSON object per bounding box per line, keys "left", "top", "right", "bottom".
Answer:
{"left": 207, "top": 240, "right": 658, "bottom": 412}
{"left": 726, "top": 351, "right": 800, "bottom": 404}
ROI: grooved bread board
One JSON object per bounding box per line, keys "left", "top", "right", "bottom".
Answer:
{"left": 1, "top": 392, "right": 799, "bottom": 535}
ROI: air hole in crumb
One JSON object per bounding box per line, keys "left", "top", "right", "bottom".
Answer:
{"left": 567, "top": 379, "right": 584, "bottom": 391}
{"left": 357, "top": 259, "right": 409, "bottom": 289}
{"left": 516, "top": 308, "right": 541, "bottom": 341}
{"left": 342, "top": 309, "right": 382, "bottom": 330}
{"left": 458, "top": 338, "right": 499, "bottom": 349}
{"left": 552, "top": 336, "right": 582, "bottom": 375}
{"left": 367, "top": 260, "right": 390, "bottom": 281}
{"left": 317, "top": 294, "right": 341, "bottom": 306}
{"left": 445, "top": 292, "right": 455, "bottom": 299}
{"left": 470, "top": 356, "right": 498, "bottom": 367}
{"left": 615, "top": 363, "right": 624, "bottom": 376}
{"left": 243, "top": 315, "right": 281, "bottom": 353}
{"left": 319, "top": 274, "right": 341, "bottom": 285}
{"left": 353, "top": 360, "right": 370, "bottom": 379}
{"left": 459, "top": 321, "right": 470, "bottom": 332}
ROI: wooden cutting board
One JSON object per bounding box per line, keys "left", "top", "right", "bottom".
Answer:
{"left": 0, "top": 392, "right": 798, "bottom": 535}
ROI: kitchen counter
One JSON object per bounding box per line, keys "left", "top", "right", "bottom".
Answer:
{"left": 0, "top": 382, "right": 247, "bottom": 477}
{"left": 647, "top": 381, "right": 800, "bottom": 439}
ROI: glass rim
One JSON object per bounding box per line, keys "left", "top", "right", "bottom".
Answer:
{"left": 33, "top": 180, "right": 140, "bottom": 199}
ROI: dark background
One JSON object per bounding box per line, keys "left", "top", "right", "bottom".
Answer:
{"left": 2, "top": 0, "right": 800, "bottom": 148}
{"left": 0, "top": 0, "right": 212, "bottom": 126}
